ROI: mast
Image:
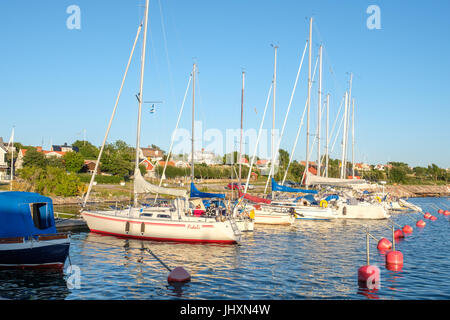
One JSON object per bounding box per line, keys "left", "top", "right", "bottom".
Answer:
{"left": 343, "top": 73, "right": 353, "bottom": 178}
{"left": 134, "top": 0, "right": 149, "bottom": 207}
{"left": 325, "top": 94, "right": 330, "bottom": 177}
{"left": 340, "top": 91, "right": 348, "bottom": 179}
{"left": 271, "top": 45, "right": 278, "bottom": 194}
{"left": 305, "top": 17, "right": 312, "bottom": 185}
{"left": 352, "top": 98, "right": 355, "bottom": 178}
{"left": 238, "top": 71, "right": 245, "bottom": 188}
{"left": 317, "top": 45, "right": 323, "bottom": 177}
{"left": 191, "top": 63, "right": 196, "bottom": 183}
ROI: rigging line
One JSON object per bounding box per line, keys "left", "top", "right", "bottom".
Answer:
{"left": 154, "top": 74, "right": 193, "bottom": 203}
{"left": 330, "top": 105, "right": 346, "bottom": 156}
{"left": 157, "top": 0, "right": 176, "bottom": 106}
{"left": 244, "top": 82, "right": 273, "bottom": 194}
{"left": 281, "top": 54, "right": 319, "bottom": 184}
{"left": 264, "top": 41, "right": 308, "bottom": 193}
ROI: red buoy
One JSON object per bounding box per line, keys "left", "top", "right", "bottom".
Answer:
{"left": 416, "top": 220, "right": 426, "bottom": 227}
{"left": 438, "top": 209, "right": 444, "bottom": 214}
{"left": 424, "top": 212, "right": 432, "bottom": 219}
{"left": 377, "top": 238, "right": 392, "bottom": 250}
{"left": 444, "top": 210, "right": 450, "bottom": 216}
{"left": 394, "top": 229, "right": 404, "bottom": 239}
{"left": 167, "top": 267, "right": 191, "bottom": 283}
{"left": 430, "top": 216, "right": 437, "bottom": 221}
{"left": 402, "top": 225, "right": 413, "bottom": 234}
{"left": 358, "top": 265, "right": 380, "bottom": 287}
{"left": 386, "top": 250, "right": 404, "bottom": 268}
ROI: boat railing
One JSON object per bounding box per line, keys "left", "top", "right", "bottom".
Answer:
{"left": 37, "top": 233, "right": 70, "bottom": 241}
{"left": 0, "top": 237, "right": 25, "bottom": 244}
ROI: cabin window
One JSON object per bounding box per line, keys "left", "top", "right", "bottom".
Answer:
{"left": 157, "top": 214, "right": 170, "bottom": 219}
{"left": 141, "top": 213, "right": 153, "bottom": 217}
{"left": 29, "top": 203, "right": 52, "bottom": 230}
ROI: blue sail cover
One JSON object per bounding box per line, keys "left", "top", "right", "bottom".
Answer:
{"left": 190, "top": 183, "right": 226, "bottom": 199}
{"left": 295, "top": 194, "right": 318, "bottom": 205}
{"left": 0, "top": 192, "right": 57, "bottom": 238}
{"left": 271, "top": 178, "right": 318, "bottom": 194}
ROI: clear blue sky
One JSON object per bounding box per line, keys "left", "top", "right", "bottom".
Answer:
{"left": 1, "top": 0, "right": 449, "bottom": 168}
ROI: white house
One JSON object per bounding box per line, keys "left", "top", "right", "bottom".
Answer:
{"left": 188, "top": 149, "right": 221, "bottom": 165}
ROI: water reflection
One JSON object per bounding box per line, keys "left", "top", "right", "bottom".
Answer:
{"left": 0, "top": 269, "right": 70, "bottom": 300}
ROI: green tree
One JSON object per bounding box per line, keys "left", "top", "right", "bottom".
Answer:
{"left": 72, "top": 140, "right": 99, "bottom": 159}
{"left": 389, "top": 167, "right": 407, "bottom": 184}
{"left": 63, "top": 151, "right": 85, "bottom": 173}
{"left": 23, "top": 148, "right": 47, "bottom": 169}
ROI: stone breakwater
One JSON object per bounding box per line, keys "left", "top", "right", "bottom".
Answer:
{"left": 385, "top": 185, "right": 450, "bottom": 198}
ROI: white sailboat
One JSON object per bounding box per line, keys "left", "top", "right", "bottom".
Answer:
{"left": 80, "top": 1, "right": 240, "bottom": 244}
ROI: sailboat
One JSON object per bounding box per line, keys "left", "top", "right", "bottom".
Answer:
{"left": 80, "top": 1, "right": 241, "bottom": 244}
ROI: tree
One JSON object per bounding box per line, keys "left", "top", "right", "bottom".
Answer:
{"left": 63, "top": 151, "right": 84, "bottom": 173}
{"left": 389, "top": 167, "right": 407, "bottom": 184}
{"left": 72, "top": 140, "right": 99, "bottom": 159}
{"left": 23, "top": 148, "right": 47, "bottom": 169}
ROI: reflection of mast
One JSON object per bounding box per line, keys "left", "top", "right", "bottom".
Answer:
{"left": 191, "top": 63, "right": 196, "bottom": 183}
{"left": 134, "top": 0, "right": 150, "bottom": 207}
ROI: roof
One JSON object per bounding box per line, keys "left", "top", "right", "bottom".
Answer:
{"left": 157, "top": 160, "right": 176, "bottom": 167}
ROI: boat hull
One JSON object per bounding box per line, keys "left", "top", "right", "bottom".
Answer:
{"left": 335, "top": 204, "right": 389, "bottom": 220}
{"left": 0, "top": 238, "right": 70, "bottom": 269}
{"left": 81, "top": 211, "right": 239, "bottom": 244}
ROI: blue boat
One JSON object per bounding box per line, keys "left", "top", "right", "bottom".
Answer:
{"left": 0, "top": 192, "right": 70, "bottom": 269}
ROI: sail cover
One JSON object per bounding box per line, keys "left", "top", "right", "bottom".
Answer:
{"left": 238, "top": 191, "right": 272, "bottom": 204}
{"left": 271, "top": 178, "right": 318, "bottom": 194}
{"left": 134, "top": 170, "right": 187, "bottom": 197}
{"left": 304, "top": 172, "right": 367, "bottom": 186}
{"left": 190, "top": 183, "right": 225, "bottom": 199}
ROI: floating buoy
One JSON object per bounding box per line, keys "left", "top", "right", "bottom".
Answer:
{"left": 377, "top": 238, "right": 392, "bottom": 250}
{"left": 430, "top": 216, "right": 437, "bottom": 221}
{"left": 402, "top": 225, "right": 413, "bottom": 234}
{"left": 168, "top": 266, "right": 191, "bottom": 283}
{"left": 394, "top": 229, "right": 404, "bottom": 239}
{"left": 416, "top": 220, "right": 426, "bottom": 228}
{"left": 386, "top": 262, "right": 403, "bottom": 272}
{"left": 438, "top": 209, "right": 444, "bottom": 214}
{"left": 358, "top": 265, "right": 380, "bottom": 286}
{"left": 444, "top": 210, "right": 450, "bottom": 216}
{"left": 386, "top": 251, "right": 403, "bottom": 265}
{"left": 424, "top": 212, "right": 432, "bottom": 219}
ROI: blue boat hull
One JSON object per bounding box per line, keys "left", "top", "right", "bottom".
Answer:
{"left": 0, "top": 243, "right": 70, "bottom": 269}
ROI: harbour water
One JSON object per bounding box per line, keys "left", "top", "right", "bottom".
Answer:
{"left": 0, "top": 197, "right": 448, "bottom": 300}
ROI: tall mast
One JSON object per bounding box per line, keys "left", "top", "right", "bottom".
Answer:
{"left": 352, "top": 98, "right": 355, "bottom": 178}
{"left": 271, "top": 45, "right": 278, "bottom": 191}
{"left": 340, "top": 91, "right": 348, "bottom": 179}
{"left": 317, "top": 45, "right": 323, "bottom": 177}
{"left": 325, "top": 94, "right": 330, "bottom": 178}
{"left": 191, "top": 63, "right": 196, "bottom": 183}
{"left": 343, "top": 73, "right": 353, "bottom": 178}
{"left": 305, "top": 17, "right": 313, "bottom": 184}
{"left": 238, "top": 71, "right": 245, "bottom": 188}
{"left": 134, "top": 0, "right": 149, "bottom": 207}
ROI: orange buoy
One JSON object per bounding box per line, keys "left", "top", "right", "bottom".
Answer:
{"left": 167, "top": 266, "right": 191, "bottom": 283}
{"left": 386, "top": 262, "right": 403, "bottom": 272}
{"left": 377, "top": 238, "right": 392, "bottom": 250}
{"left": 424, "top": 212, "right": 432, "bottom": 219}
{"left": 438, "top": 209, "right": 444, "bottom": 214}
{"left": 394, "top": 229, "right": 404, "bottom": 239}
{"left": 444, "top": 210, "right": 450, "bottom": 216}
{"left": 416, "top": 220, "right": 426, "bottom": 227}
{"left": 358, "top": 265, "right": 380, "bottom": 287}
{"left": 430, "top": 216, "right": 437, "bottom": 221}
{"left": 402, "top": 225, "right": 413, "bottom": 234}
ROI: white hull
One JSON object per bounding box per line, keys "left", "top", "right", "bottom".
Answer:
{"left": 295, "top": 206, "right": 338, "bottom": 220}
{"left": 334, "top": 203, "right": 390, "bottom": 220}
{"left": 235, "top": 218, "right": 255, "bottom": 232}
{"left": 81, "top": 209, "right": 240, "bottom": 244}
{"left": 250, "top": 205, "right": 295, "bottom": 225}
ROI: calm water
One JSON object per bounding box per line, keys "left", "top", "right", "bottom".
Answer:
{"left": 1, "top": 197, "right": 449, "bottom": 300}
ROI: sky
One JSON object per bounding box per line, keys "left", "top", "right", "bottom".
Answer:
{"left": 0, "top": 0, "right": 449, "bottom": 168}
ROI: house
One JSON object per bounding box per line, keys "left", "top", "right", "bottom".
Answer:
{"left": 156, "top": 160, "right": 176, "bottom": 168}
{"left": 374, "top": 164, "right": 385, "bottom": 171}
{"left": 16, "top": 147, "right": 67, "bottom": 169}
{"left": 139, "top": 159, "right": 155, "bottom": 178}
{"left": 0, "top": 138, "right": 8, "bottom": 181}
{"left": 255, "top": 159, "right": 270, "bottom": 169}
{"left": 82, "top": 160, "right": 100, "bottom": 174}
{"left": 355, "top": 163, "right": 370, "bottom": 172}
{"left": 174, "top": 160, "right": 190, "bottom": 168}
{"left": 238, "top": 157, "right": 250, "bottom": 167}
{"left": 188, "top": 149, "right": 221, "bottom": 165}
{"left": 140, "top": 146, "right": 165, "bottom": 161}
{"left": 51, "top": 143, "right": 79, "bottom": 153}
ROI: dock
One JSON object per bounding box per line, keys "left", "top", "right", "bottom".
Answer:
{"left": 54, "top": 213, "right": 89, "bottom": 232}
